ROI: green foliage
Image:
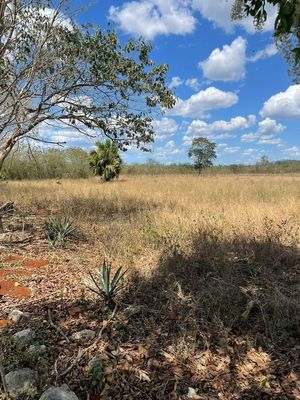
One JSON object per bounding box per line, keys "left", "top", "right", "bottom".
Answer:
{"left": 85, "top": 260, "right": 126, "bottom": 308}
{"left": 88, "top": 140, "right": 123, "bottom": 181}
{"left": 2, "top": 146, "right": 91, "bottom": 180}
{"left": 44, "top": 217, "right": 76, "bottom": 248}
{"left": 0, "top": 0, "right": 175, "bottom": 170}
{"left": 232, "top": 0, "right": 300, "bottom": 81}
{"left": 89, "top": 359, "right": 104, "bottom": 390}
{"left": 188, "top": 137, "right": 217, "bottom": 174}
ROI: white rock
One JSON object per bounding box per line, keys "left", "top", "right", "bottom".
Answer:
{"left": 71, "top": 329, "right": 95, "bottom": 341}
{"left": 28, "top": 344, "right": 47, "bottom": 353}
{"left": 8, "top": 309, "right": 28, "bottom": 324}
{"left": 39, "top": 384, "right": 79, "bottom": 400}
{"left": 5, "top": 368, "right": 38, "bottom": 399}
{"left": 13, "top": 328, "right": 34, "bottom": 345}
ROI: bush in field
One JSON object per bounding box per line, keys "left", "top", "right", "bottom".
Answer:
{"left": 88, "top": 140, "right": 123, "bottom": 182}
{"left": 44, "top": 217, "right": 76, "bottom": 248}
{"left": 85, "top": 260, "right": 126, "bottom": 309}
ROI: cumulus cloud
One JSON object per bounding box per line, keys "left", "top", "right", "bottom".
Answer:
{"left": 241, "top": 118, "right": 285, "bottom": 145}
{"left": 191, "top": 0, "right": 277, "bottom": 34}
{"left": 185, "top": 78, "right": 201, "bottom": 91}
{"left": 109, "top": 0, "right": 196, "bottom": 39}
{"left": 260, "top": 85, "right": 300, "bottom": 119}
{"left": 152, "top": 118, "right": 178, "bottom": 141}
{"left": 283, "top": 146, "right": 300, "bottom": 157}
{"left": 199, "top": 37, "right": 247, "bottom": 82}
{"left": 185, "top": 114, "right": 255, "bottom": 137}
{"left": 169, "top": 76, "right": 184, "bottom": 90}
{"left": 155, "top": 140, "right": 182, "bottom": 159}
{"left": 248, "top": 43, "right": 278, "bottom": 62}
{"left": 168, "top": 87, "right": 238, "bottom": 118}
{"left": 108, "top": 0, "right": 277, "bottom": 39}
{"left": 223, "top": 146, "right": 240, "bottom": 154}
{"left": 182, "top": 114, "right": 255, "bottom": 145}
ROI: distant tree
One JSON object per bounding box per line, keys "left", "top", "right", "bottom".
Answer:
{"left": 88, "top": 140, "right": 123, "bottom": 181}
{"left": 188, "top": 137, "right": 217, "bottom": 174}
{"left": 232, "top": 0, "right": 300, "bottom": 81}
{"left": 258, "top": 155, "right": 270, "bottom": 165}
{"left": 0, "top": 0, "right": 175, "bottom": 171}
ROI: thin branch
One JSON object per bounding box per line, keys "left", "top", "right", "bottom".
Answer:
{"left": 58, "top": 305, "right": 117, "bottom": 378}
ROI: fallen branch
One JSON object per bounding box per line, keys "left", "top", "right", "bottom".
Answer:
{"left": 58, "top": 305, "right": 117, "bottom": 378}
{"left": 47, "top": 308, "right": 70, "bottom": 343}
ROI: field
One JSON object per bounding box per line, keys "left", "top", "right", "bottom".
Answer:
{"left": 1, "top": 174, "right": 300, "bottom": 399}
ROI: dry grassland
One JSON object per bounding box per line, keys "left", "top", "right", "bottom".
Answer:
{"left": 1, "top": 174, "right": 300, "bottom": 399}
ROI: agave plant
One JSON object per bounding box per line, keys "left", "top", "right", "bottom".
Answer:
{"left": 44, "top": 216, "right": 76, "bottom": 248}
{"left": 85, "top": 260, "right": 126, "bottom": 308}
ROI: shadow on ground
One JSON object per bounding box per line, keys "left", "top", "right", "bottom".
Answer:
{"left": 1, "top": 229, "right": 300, "bottom": 399}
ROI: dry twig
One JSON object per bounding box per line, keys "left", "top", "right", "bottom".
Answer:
{"left": 58, "top": 306, "right": 117, "bottom": 378}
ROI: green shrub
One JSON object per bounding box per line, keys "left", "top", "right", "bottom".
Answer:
{"left": 44, "top": 217, "right": 76, "bottom": 248}
{"left": 85, "top": 260, "right": 126, "bottom": 308}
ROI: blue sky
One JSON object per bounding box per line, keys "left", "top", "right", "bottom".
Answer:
{"left": 48, "top": 0, "right": 300, "bottom": 165}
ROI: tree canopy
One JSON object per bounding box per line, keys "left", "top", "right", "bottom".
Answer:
{"left": 88, "top": 140, "right": 123, "bottom": 181}
{"left": 232, "top": 0, "right": 300, "bottom": 81}
{"left": 188, "top": 137, "right": 217, "bottom": 174}
{"left": 0, "top": 0, "right": 175, "bottom": 170}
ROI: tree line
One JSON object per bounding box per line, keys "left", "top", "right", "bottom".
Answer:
{"left": 1, "top": 145, "right": 300, "bottom": 180}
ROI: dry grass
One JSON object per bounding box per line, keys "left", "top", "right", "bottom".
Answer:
{"left": 1, "top": 174, "right": 299, "bottom": 263}
{"left": 1, "top": 174, "right": 300, "bottom": 399}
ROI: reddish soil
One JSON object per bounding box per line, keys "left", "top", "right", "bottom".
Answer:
{"left": 0, "top": 255, "right": 49, "bottom": 328}
{"left": 0, "top": 319, "right": 12, "bottom": 328}
{"left": 22, "top": 259, "right": 49, "bottom": 268}
{"left": 0, "top": 280, "right": 32, "bottom": 298}
{"left": 0, "top": 269, "right": 33, "bottom": 278}
{"left": 2, "top": 255, "right": 23, "bottom": 263}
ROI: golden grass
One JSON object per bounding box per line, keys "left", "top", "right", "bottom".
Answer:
{"left": 1, "top": 174, "right": 300, "bottom": 398}
{"left": 1, "top": 173, "right": 299, "bottom": 282}
{"left": 1, "top": 174, "right": 299, "bottom": 259}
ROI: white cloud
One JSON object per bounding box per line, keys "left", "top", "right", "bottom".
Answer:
{"left": 186, "top": 114, "right": 255, "bottom": 137}
{"left": 242, "top": 148, "right": 257, "bottom": 156}
{"left": 241, "top": 118, "right": 285, "bottom": 145}
{"left": 283, "top": 146, "right": 300, "bottom": 157}
{"left": 248, "top": 43, "right": 278, "bottom": 62}
{"left": 223, "top": 146, "right": 240, "bottom": 154}
{"left": 109, "top": 0, "right": 196, "bottom": 39}
{"left": 36, "top": 121, "right": 97, "bottom": 149}
{"left": 169, "top": 76, "right": 184, "bottom": 90}
{"left": 152, "top": 118, "right": 178, "bottom": 141}
{"left": 155, "top": 140, "right": 182, "bottom": 158}
{"left": 186, "top": 78, "right": 201, "bottom": 91}
{"left": 191, "top": 0, "right": 277, "bottom": 34}
{"left": 199, "top": 37, "right": 247, "bottom": 82}
{"left": 168, "top": 87, "right": 238, "bottom": 118}
{"left": 260, "top": 85, "right": 300, "bottom": 119}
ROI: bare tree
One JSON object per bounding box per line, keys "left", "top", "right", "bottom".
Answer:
{"left": 0, "top": 0, "right": 175, "bottom": 171}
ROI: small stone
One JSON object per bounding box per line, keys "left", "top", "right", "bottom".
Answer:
{"left": 13, "top": 328, "right": 34, "bottom": 345}
{"left": 28, "top": 344, "right": 47, "bottom": 353}
{"left": 39, "top": 384, "right": 79, "bottom": 400}
{"left": 71, "top": 329, "right": 95, "bottom": 341}
{"left": 8, "top": 309, "right": 28, "bottom": 324}
{"left": 5, "top": 368, "right": 38, "bottom": 399}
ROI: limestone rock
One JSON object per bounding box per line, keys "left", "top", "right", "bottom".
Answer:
{"left": 39, "top": 384, "right": 79, "bottom": 400}
{"left": 71, "top": 329, "right": 95, "bottom": 341}
{"left": 8, "top": 309, "right": 28, "bottom": 324}
{"left": 5, "top": 368, "right": 38, "bottom": 399}
{"left": 13, "top": 328, "right": 34, "bottom": 345}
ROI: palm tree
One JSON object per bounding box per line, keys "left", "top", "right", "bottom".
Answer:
{"left": 88, "top": 140, "right": 123, "bottom": 181}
